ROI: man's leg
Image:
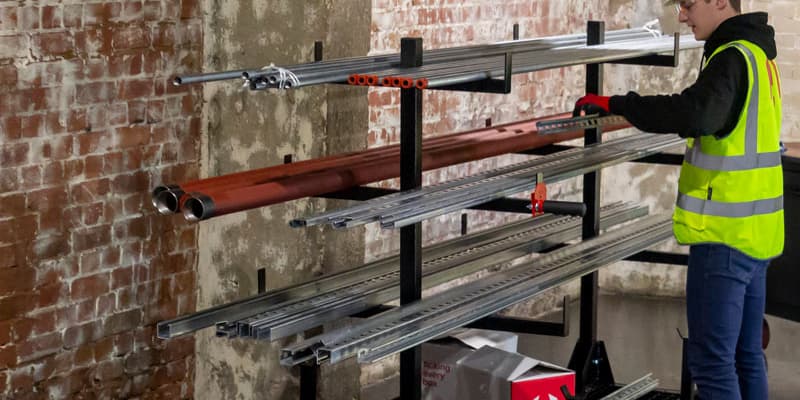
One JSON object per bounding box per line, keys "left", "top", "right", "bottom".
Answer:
{"left": 686, "top": 244, "right": 747, "bottom": 400}
{"left": 734, "top": 251, "right": 769, "bottom": 400}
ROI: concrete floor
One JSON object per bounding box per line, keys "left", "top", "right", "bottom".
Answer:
{"left": 518, "top": 293, "right": 800, "bottom": 399}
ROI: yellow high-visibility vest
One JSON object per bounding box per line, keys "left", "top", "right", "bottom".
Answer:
{"left": 673, "top": 40, "right": 784, "bottom": 260}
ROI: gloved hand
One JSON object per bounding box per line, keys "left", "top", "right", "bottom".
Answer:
{"left": 573, "top": 94, "right": 611, "bottom": 116}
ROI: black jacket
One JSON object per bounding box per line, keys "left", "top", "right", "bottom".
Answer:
{"left": 608, "top": 12, "right": 777, "bottom": 138}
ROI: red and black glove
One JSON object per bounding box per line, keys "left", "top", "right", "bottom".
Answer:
{"left": 573, "top": 94, "right": 611, "bottom": 116}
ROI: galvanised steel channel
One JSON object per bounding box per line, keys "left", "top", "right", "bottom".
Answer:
{"left": 599, "top": 374, "right": 660, "bottom": 400}
{"left": 294, "top": 133, "right": 672, "bottom": 230}
{"left": 158, "top": 202, "right": 632, "bottom": 339}
{"left": 305, "top": 214, "right": 672, "bottom": 365}
{"left": 222, "top": 203, "right": 645, "bottom": 341}
{"left": 293, "top": 133, "right": 682, "bottom": 231}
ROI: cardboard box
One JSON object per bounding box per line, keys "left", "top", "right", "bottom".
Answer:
{"left": 422, "top": 329, "right": 575, "bottom": 400}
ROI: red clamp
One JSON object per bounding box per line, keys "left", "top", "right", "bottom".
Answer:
{"left": 531, "top": 173, "right": 546, "bottom": 217}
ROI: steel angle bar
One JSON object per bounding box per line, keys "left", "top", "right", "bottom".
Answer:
{"left": 382, "top": 135, "right": 682, "bottom": 228}
{"left": 599, "top": 374, "right": 659, "bottom": 400}
{"left": 237, "top": 203, "right": 646, "bottom": 342}
{"left": 351, "top": 215, "right": 673, "bottom": 364}
{"left": 313, "top": 215, "right": 671, "bottom": 365}
{"left": 537, "top": 115, "right": 629, "bottom": 135}
{"left": 311, "top": 134, "right": 654, "bottom": 230}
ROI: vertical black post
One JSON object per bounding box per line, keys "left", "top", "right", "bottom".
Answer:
{"left": 314, "top": 40, "right": 324, "bottom": 62}
{"left": 680, "top": 337, "right": 694, "bottom": 399}
{"left": 399, "top": 37, "right": 424, "bottom": 400}
{"left": 568, "top": 20, "right": 613, "bottom": 396}
{"left": 513, "top": 23, "right": 520, "bottom": 40}
{"left": 581, "top": 18, "right": 604, "bottom": 352}
{"left": 257, "top": 268, "right": 266, "bottom": 294}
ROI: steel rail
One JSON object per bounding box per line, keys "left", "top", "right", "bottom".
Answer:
{"left": 307, "top": 215, "right": 672, "bottom": 365}
{"left": 281, "top": 217, "right": 671, "bottom": 366}
{"left": 319, "top": 134, "right": 652, "bottom": 229}
{"left": 299, "top": 134, "right": 680, "bottom": 231}
{"left": 599, "top": 374, "right": 660, "bottom": 400}
{"left": 228, "top": 203, "right": 645, "bottom": 341}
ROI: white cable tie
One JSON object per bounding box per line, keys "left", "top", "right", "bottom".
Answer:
{"left": 260, "top": 63, "right": 301, "bottom": 90}
{"left": 642, "top": 19, "right": 662, "bottom": 38}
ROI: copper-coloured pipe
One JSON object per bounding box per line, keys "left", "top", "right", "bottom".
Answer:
{"left": 347, "top": 74, "right": 359, "bottom": 85}
{"left": 182, "top": 113, "right": 633, "bottom": 221}
{"left": 390, "top": 77, "right": 402, "bottom": 87}
{"left": 399, "top": 78, "right": 414, "bottom": 89}
{"left": 380, "top": 77, "right": 393, "bottom": 86}
{"left": 414, "top": 78, "right": 429, "bottom": 90}
{"left": 365, "top": 75, "right": 379, "bottom": 86}
{"left": 356, "top": 75, "right": 368, "bottom": 85}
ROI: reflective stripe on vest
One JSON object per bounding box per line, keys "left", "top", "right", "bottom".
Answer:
{"left": 677, "top": 43, "right": 783, "bottom": 217}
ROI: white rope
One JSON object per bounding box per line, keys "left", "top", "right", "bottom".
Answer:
{"left": 261, "top": 63, "right": 301, "bottom": 89}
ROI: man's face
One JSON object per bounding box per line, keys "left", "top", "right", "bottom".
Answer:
{"left": 677, "top": 0, "right": 718, "bottom": 40}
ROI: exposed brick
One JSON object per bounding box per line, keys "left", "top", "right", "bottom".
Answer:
{"left": 117, "top": 126, "right": 151, "bottom": 148}
{"left": 0, "top": 321, "right": 10, "bottom": 346}
{"left": 70, "top": 178, "right": 110, "bottom": 204}
{"left": 118, "top": 79, "right": 153, "bottom": 100}
{"left": 63, "top": 5, "right": 83, "bottom": 28}
{"left": 0, "top": 7, "right": 17, "bottom": 31}
{"left": 0, "top": 267, "right": 36, "bottom": 296}
{"left": 0, "top": 371, "right": 6, "bottom": 394}
{"left": 36, "top": 282, "right": 64, "bottom": 308}
{"left": 41, "top": 134, "right": 73, "bottom": 160}
{"left": 76, "top": 82, "right": 115, "bottom": 105}
{"left": 104, "top": 309, "right": 141, "bottom": 336}
{"left": 180, "top": 0, "right": 200, "bottom": 19}
{"left": 19, "top": 6, "right": 39, "bottom": 30}
{"left": 0, "top": 143, "right": 29, "bottom": 167}
{"left": 33, "top": 234, "right": 70, "bottom": 260}
{"left": 93, "top": 359, "right": 124, "bottom": 381}
{"left": 63, "top": 321, "right": 102, "bottom": 350}
{"left": 70, "top": 272, "right": 109, "bottom": 301}
{"left": 76, "top": 131, "right": 112, "bottom": 155}
{"left": 92, "top": 336, "right": 114, "bottom": 362}
{"left": 0, "top": 193, "right": 25, "bottom": 218}
{"left": 42, "top": 162, "right": 65, "bottom": 185}
{"left": 0, "top": 117, "right": 21, "bottom": 141}
{"left": 21, "top": 114, "right": 44, "bottom": 138}
{"left": 31, "top": 311, "right": 57, "bottom": 337}
{"left": 0, "top": 293, "right": 36, "bottom": 320}
{"left": 16, "top": 331, "right": 61, "bottom": 364}
{"left": 96, "top": 293, "right": 115, "bottom": 318}
{"left": 84, "top": 3, "right": 121, "bottom": 27}
{"left": 0, "top": 245, "right": 16, "bottom": 268}
{"left": 27, "top": 187, "right": 69, "bottom": 213}
{"left": 72, "top": 224, "right": 111, "bottom": 252}
{"left": 0, "top": 65, "right": 16, "bottom": 90}
{"left": 20, "top": 165, "right": 42, "bottom": 188}
{"left": 74, "top": 344, "right": 93, "bottom": 366}
{"left": 0, "top": 346, "right": 17, "bottom": 369}
{"left": 112, "top": 25, "right": 150, "bottom": 50}
{"left": 0, "top": 215, "right": 38, "bottom": 244}
{"left": 111, "top": 267, "right": 133, "bottom": 290}
{"left": 34, "top": 32, "right": 75, "bottom": 58}
{"left": 41, "top": 6, "right": 62, "bottom": 29}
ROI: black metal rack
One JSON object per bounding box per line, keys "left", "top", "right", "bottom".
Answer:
{"left": 256, "top": 20, "right": 695, "bottom": 400}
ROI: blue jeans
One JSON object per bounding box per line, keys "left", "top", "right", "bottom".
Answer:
{"left": 686, "top": 244, "right": 769, "bottom": 400}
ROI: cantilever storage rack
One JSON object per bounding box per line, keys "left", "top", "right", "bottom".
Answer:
{"left": 159, "top": 21, "right": 702, "bottom": 400}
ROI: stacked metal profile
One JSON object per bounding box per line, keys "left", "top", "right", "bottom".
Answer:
{"left": 281, "top": 214, "right": 672, "bottom": 366}
{"left": 173, "top": 28, "right": 701, "bottom": 90}
{"left": 158, "top": 201, "right": 645, "bottom": 340}
{"left": 292, "top": 133, "right": 683, "bottom": 230}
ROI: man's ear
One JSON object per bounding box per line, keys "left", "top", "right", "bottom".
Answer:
{"left": 715, "top": 0, "right": 730, "bottom": 11}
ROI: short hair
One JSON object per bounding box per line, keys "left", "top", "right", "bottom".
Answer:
{"left": 728, "top": 0, "right": 741, "bottom": 13}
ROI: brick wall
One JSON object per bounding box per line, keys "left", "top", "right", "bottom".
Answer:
{"left": 0, "top": 1, "right": 202, "bottom": 398}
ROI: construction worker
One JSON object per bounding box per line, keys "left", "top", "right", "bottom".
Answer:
{"left": 574, "top": 1, "right": 783, "bottom": 399}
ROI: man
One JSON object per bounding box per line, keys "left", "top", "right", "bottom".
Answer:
{"left": 574, "top": 1, "right": 783, "bottom": 399}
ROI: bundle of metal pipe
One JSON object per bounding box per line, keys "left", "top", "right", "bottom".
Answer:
{"left": 173, "top": 27, "right": 661, "bottom": 89}
{"left": 151, "top": 112, "right": 633, "bottom": 222}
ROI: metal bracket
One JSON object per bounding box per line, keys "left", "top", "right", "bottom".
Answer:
{"left": 433, "top": 52, "right": 513, "bottom": 94}
{"left": 610, "top": 33, "right": 681, "bottom": 67}
{"left": 537, "top": 114, "right": 627, "bottom": 136}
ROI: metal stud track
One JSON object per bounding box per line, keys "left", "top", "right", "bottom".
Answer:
{"left": 536, "top": 115, "right": 629, "bottom": 135}
{"left": 280, "top": 214, "right": 672, "bottom": 366}
{"left": 158, "top": 202, "right": 640, "bottom": 339}
{"left": 600, "top": 374, "right": 660, "bottom": 400}
{"left": 218, "top": 203, "right": 645, "bottom": 341}
{"left": 293, "top": 133, "right": 682, "bottom": 230}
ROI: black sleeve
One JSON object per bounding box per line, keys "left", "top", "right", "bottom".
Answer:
{"left": 608, "top": 48, "right": 749, "bottom": 138}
